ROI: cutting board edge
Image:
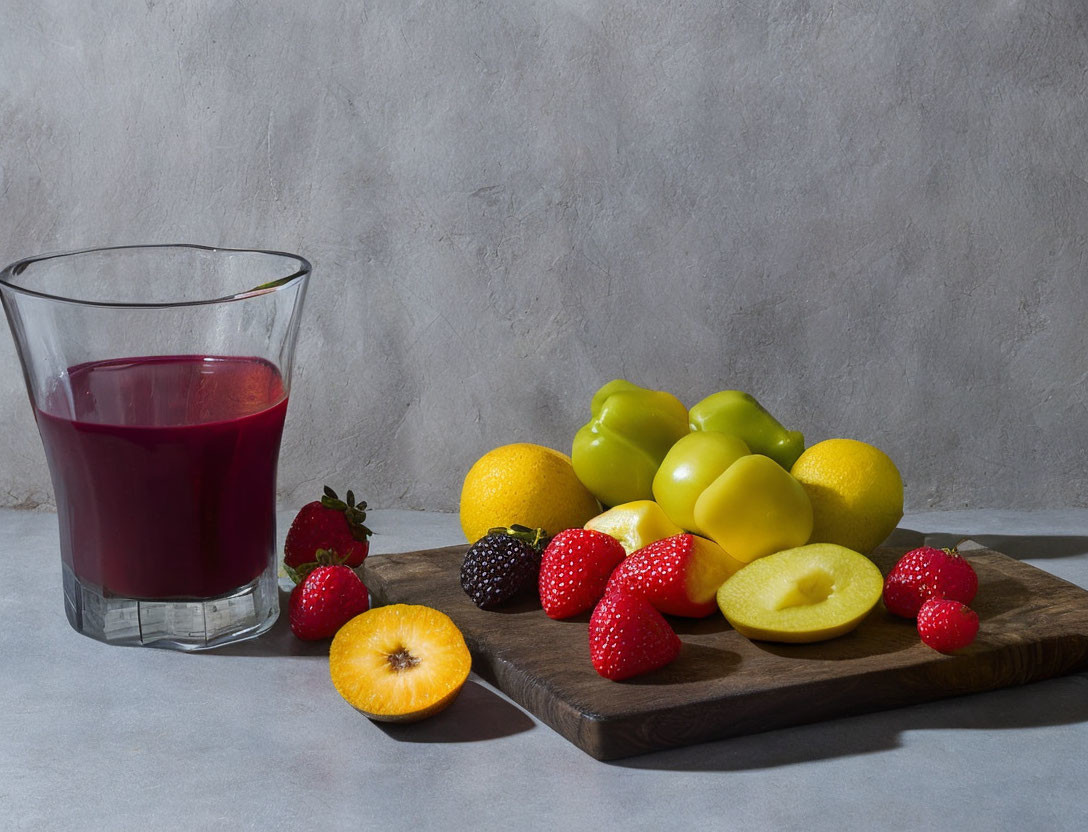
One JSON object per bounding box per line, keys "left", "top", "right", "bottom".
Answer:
{"left": 467, "top": 648, "right": 618, "bottom": 759}
{"left": 567, "top": 644, "right": 1088, "bottom": 760}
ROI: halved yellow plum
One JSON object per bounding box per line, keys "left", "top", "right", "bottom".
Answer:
{"left": 717, "top": 543, "right": 883, "bottom": 643}
{"left": 329, "top": 604, "right": 471, "bottom": 722}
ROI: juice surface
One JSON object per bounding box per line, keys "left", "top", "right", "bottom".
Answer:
{"left": 36, "top": 355, "right": 287, "bottom": 599}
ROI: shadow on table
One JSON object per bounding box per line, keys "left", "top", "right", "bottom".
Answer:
{"left": 611, "top": 672, "right": 1088, "bottom": 772}
{"left": 888, "top": 528, "right": 1088, "bottom": 560}
{"left": 206, "top": 588, "right": 329, "bottom": 659}
{"left": 204, "top": 593, "right": 538, "bottom": 742}
{"left": 372, "top": 680, "right": 536, "bottom": 743}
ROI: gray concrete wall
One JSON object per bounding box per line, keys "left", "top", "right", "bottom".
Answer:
{"left": 1, "top": 0, "right": 1086, "bottom": 513}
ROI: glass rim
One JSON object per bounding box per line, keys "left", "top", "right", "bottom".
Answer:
{"left": 0, "top": 243, "right": 312, "bottom": 310}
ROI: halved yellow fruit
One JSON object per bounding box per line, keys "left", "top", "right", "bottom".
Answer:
{"left": 717, "top": 543, "right": 883, "bottom": 643}
{"left": 329, "top": 604, "right": 471, "bottom": 722}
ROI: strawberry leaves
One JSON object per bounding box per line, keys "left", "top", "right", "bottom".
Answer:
{"left": 320, "top": 486, "right": 373, "bottom": 540}
{"left": 284, "top": 547, "right": 348, "bottom": 585}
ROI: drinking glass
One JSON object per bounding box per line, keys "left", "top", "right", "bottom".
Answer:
{"left": 0, "top": 244, "right": 311, "bottom": 650}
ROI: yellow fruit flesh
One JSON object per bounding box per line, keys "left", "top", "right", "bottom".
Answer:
{"left": 329, "top": 605, "right": 471, "bottom": 722}
{"left": 717, "top": 543, "right": 883, "bottom": 643}
{"left": 459, "top": 443, "right": 601, "bottom": 543}
{"left": 584, "top": 500, "right": 685, "bottom": 555}
{"left": 790, "top": 438, "right": 903, "bottom": 554}
{"left": 685, "top": 536, "right": 746, "bottom": 603}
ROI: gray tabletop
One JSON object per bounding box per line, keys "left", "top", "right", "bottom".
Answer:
{"left": 3, "top": 507, "right": 1087, "bottom": 831}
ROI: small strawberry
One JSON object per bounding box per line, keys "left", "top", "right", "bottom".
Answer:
{"left": 916, "top": 598, "right": 979, "bottom": 652}
{"left": 285, "top": 486, "right": 373, "bottom": 573}
{"left": 882, "top": 545, "right": 978, "bottom": 618}
{"left": 288, "top": 557, "right": 370, "bottom": 641}
{"left": 589, "top": 590, "right": 682, "bottom": 681}
{"left": 538, "top": 528, "right": 626, "bottom": 619}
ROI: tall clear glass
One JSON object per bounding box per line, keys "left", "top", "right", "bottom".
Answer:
{"left": 0, "top": 245, "right": 310, "bottom": 650}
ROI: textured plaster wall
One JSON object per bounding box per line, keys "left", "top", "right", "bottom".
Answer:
{"left": 1, "top": 1, "right": 1086, "bottom": 513}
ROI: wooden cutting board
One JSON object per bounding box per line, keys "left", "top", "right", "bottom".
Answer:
{"left": 363, "top": 541, "right": 1088, "bottom": 760}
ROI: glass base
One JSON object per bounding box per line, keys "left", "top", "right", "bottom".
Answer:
{"left": 62, "top": 562, "right": 279, "bottom": 651}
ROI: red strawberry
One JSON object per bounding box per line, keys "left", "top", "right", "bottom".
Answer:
{"left": 538, "top": 528, "right": 626, "bottom": 619}
{"left": 916, "top": 598, "right": 979, "bottom": 652}
{"left": 288, "top": 562, "right": 370, "bottom": 641}
{"left": 285, "top": 486, "right": 373, "bottom": 572}
{"left": 605, "top": 534, "right": 738, "bottom": 618}
{"left": 589, "top": 590, "right": 682, "bottom": 681}
{"left": 882, "top": 545, "right": 978, "bottom": 618}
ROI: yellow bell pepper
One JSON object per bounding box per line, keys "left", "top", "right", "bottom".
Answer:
{"left": 584, "top": 500, "right": 685, "bottom": 555}
{"left": 694, "top": 454, "right": 813, "bottom": 563}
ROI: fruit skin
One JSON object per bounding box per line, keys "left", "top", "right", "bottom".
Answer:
{"left": 538, "top": 528, "right": 627, "bottom": 619}
{"left": 652, "top": 432, "right": 751, "bottom": 534}
{"left": 717, "top": 543, "right": 884, "bottom": 643}
{"left": 589, "top": 589, "right": 682, "bottom": 681}
{"left": 288, "top": 564, "right": 370, "bottom": 641}
{"left": 694, "top": 454, "right": 813, "bottom": 563}
{"left": 583, "top": 500, "right": 684, "bottom": 555}
{"left": 688, "top": 390, "right": 804, "bottom": 470}
{"left": 605, "top": 533, "right": 745, "bottom": 617}
{"left": 571, "top": 379, "right": 690, "bottom": 507}
{"left": 882, "top": 546, "right": 979, "bottom": 618}
{"left": 790, "top": 438, "right": 903, "bottom": 555}
{"left": 916, "top": 598, "right": 979, "bottom": 652}
{"left": 459, "top": 443, "right": 600, "bottom": 543}
{"left": 329, "top": 604, "right": 471, "bottom": 722}
{"left": 285, "top": 486, "right": 373, "bottom": 571}
{"left": 460, "top": 526, "right": 547, "bottom": 610}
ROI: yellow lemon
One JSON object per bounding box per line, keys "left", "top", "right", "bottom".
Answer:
{"left": 789, "top": 438, "right": 903, "bottom": 555}
{"left": 459, "top": 443, "right": 601, "bottom": 543}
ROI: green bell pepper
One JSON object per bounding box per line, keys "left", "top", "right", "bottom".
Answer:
{"left": 571, "top": 380, "right": 689, "bottom": 507}
{"left": 688, "top": 390, "right": 804, "bottom": 470}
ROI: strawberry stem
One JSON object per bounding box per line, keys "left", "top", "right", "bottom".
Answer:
{"left": 283, "top": 562, "right": 304, "bottom": 585}
{"left": 284, "top": 548, "right": 349, "bottom": 584}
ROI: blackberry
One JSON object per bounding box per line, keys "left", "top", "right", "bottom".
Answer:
{"left": 461, "top": 525, "right": 549, "bottom": 610}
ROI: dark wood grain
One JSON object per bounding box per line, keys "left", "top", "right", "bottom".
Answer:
{"left": 363, "top": 541, "right": 1088, "bottom": 760}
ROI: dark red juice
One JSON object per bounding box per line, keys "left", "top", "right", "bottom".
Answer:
{"left": 35, "top": 355, "right": 288, "bottom": 599}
